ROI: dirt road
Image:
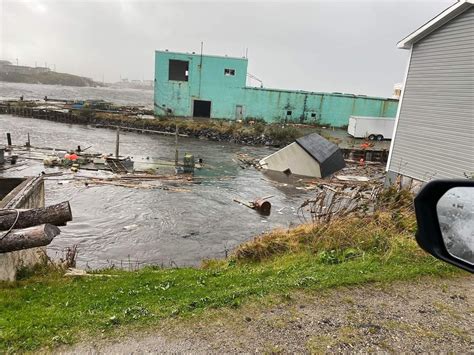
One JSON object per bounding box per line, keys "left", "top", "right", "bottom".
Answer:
{"left": 63, "top": 276, "right": 473, "bottom": 353}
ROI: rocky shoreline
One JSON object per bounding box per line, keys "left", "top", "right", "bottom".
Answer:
{"left": 93, "top": 118, "right": 272, "bottom": 146}
{"left": 2, "top": 103, "right": 302, "bottom": 146}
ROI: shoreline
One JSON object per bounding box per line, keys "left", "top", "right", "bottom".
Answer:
{"left": 0, "top": 102, "right": 314, "bottom": 146}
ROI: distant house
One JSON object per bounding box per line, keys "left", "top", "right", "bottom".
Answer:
{"left": 387, "top": 0, "right": 474, "bottom": 184}
{"left": 259, "top": 133, "right": 346, "bottom": 178}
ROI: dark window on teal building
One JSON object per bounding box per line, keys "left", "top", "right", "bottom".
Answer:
{"left": 169, "top": 60, "right": 189, "bottom": 81}
{"left": 287, "top": 110, "right": 292, "bottom": 116}
{"left": 311, "top": 113, "right": 316, "bottom": 118}
{"left": 224, "top": 68, "right": 235, "bottom": 76}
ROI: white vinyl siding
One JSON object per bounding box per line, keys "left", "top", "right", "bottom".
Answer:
{"left": 388, "top": 7, "right": 474, "bottom": 181}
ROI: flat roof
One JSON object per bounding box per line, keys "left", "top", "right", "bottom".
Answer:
{"left": 155, "top": 50, "right": 248, "bottom": 62}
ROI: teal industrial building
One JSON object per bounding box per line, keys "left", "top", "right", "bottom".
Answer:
{"left": 154, "top": 51, "right": 398, "bottom": 127}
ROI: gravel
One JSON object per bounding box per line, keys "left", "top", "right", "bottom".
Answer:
{"left": 62, "top": 276, "right": 473, "bottom": 354}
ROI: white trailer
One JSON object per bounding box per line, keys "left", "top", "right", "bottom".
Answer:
{"left": 347, "top": 116, "right": 395, "bottom": 141}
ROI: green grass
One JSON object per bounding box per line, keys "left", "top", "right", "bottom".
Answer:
{"left": 0, "top": 247, "right": 459, "bottom": 352}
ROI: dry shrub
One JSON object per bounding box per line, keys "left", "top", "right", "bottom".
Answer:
{"left": 266, "top": 125, "right": 302, "bottom": 144}
{"left": 376, "top": 186, "right": 414, "bottom": 211}
{"left": 233, "top": 212, "right": 416, "bottom": 261}
{"left": 233, "top": 189, "right": 418, "bottom": 263}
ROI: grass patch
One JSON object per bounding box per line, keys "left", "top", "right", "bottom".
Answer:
{"left": 234, "top": 187, "right": 417, "bottom": 262}
{"left": 266, "top": 125, "right": 303, "bottom": 145}
{"left": 233, "top": 211, "right": 417, "bottom": 263}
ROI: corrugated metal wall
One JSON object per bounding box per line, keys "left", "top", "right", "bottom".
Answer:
{"left": 388, "top": 7, "right": 474, "bottom": 181}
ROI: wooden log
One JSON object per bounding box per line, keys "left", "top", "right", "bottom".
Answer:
{"left": 0, "top": 201, "right": 72, "bottom": 231}
{"left": 0, "top": 224, "right": 61, "bottom": 253}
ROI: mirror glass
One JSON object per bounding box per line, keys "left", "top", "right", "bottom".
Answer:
{"left": 436, "top": 187, "right": 474, "bottom": 265}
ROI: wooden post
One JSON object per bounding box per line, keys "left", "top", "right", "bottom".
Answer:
{"left": 115, "top": 127, "right": 120, "bottom": 158}
{"left": 6, "top": 133, "right": 11, "bottom": 146}
{"left": 175, "top": 122, "right": 179, "bottom": 166}
{"left": 26, "top": 133, "right": 31, "bottom": 148}
{"left": 0, "top": 224, "right": 61, "bottom": 253}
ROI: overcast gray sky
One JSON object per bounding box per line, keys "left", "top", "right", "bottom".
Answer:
{"left": 1, "top": 0, "right": 453, "bottom": 97}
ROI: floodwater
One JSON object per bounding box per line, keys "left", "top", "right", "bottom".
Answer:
{"left": 0, "top": 115, "right": 314, "bottom": 269}
{"left": 0, "top": 82, "right": 153, "bottom": 109}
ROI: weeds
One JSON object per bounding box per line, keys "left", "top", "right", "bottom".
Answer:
{"left": 266, "top": 125, "right": 302, "bottom": 144}
{"left": 233, "top": 211, "right": 412, "bottom": 262}
{"left": 234, "top": 187, "right": 417, "bottom": 262}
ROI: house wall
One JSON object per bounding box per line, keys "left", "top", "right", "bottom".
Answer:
{"left": 387, "top": 7, "right": 474, "bottom": 181}
{"left": 0, "top": 176, "right": 46, "bottom": 281}
{"left": 259, "top": 142, "right": 322, "bottom": 178}
{"left": 154, "top": 51, "right": 398, "bottom": 127}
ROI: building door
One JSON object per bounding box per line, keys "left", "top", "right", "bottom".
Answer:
{"left": 193, "top": 100, "right": 211, "bottom": 118}
{"left": 235, "top": 105, "right": 243, "bottom": 120}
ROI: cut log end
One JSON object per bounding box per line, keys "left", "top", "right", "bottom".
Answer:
{"left": 44, "top": 224, "right": 61, "bottom": 238}
{"left": 0, "top": 223, "right": 61, "bottom": 253}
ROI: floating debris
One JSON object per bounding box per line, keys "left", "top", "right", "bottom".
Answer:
{"left": 233, "top": 195, "right": 273, "bottom": 216}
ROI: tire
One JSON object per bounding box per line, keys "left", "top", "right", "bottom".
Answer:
{"left": 368, "top": 134, "right": 376, "bottom": 141}
{"left": 376, "top": 135, "right": 383, "bottom": 141}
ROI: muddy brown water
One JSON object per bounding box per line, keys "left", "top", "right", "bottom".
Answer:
{"left": 0, "top": 115, "right": 317, "bottom": 269}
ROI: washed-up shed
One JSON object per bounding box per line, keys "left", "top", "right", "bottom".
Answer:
{"left": 259, "top": 133, "right": 346, "bottom": 178}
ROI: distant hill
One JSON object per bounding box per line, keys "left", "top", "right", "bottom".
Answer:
{"left": 0, "top": 71, "right": 100, "bottom": 87}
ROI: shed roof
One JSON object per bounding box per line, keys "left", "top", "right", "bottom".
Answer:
{"left": 295, "top": 133, "right": 339, "bottom": 164}
{"left": 398, "top": 0, "right": 473, "bottom": 49}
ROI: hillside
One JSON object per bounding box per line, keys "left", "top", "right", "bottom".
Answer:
{"left": 0, "top": 71, "right": 99, "bottom": 87}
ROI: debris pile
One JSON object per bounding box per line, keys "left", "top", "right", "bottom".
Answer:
{"left": 298, "top": 161, "right": 386, "bottom": 222}
{"left": 234, "top": 153, "right": 262, "bottom": 169}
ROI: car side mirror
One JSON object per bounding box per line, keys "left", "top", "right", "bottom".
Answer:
{"left": 414, "top": 179, "right": 473, "bottom": 273}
